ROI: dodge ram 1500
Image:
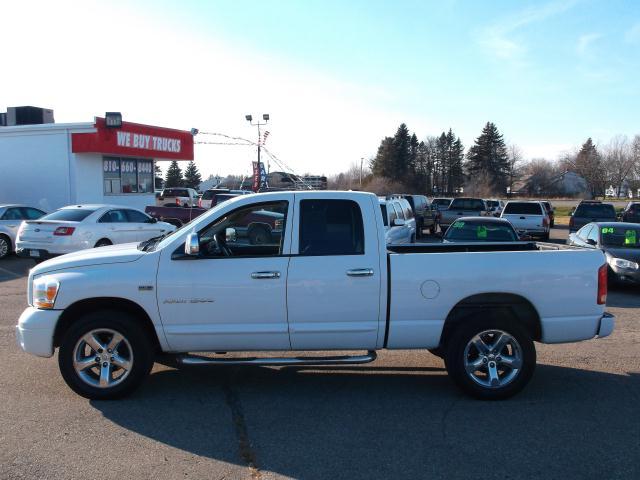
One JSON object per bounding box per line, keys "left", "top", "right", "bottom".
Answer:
{"left": 16, "top": 191, "right": 614, "bottom": 400}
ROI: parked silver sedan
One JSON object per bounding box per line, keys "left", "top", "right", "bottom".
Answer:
{"left": 0, "top": 205, "right": 47, "bottom": 259}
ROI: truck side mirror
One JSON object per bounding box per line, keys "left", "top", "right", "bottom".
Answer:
{"left": 184, "top": 232, "right": 200, "bottom": 255}
{"left": 586, "top": 238, "right": 597, "bottom": 247}
{"left": 392, "top": 218, "right": 406, "bottom": 227}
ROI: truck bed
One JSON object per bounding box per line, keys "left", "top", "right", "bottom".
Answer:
{"left": 387, "top": 241, "right": 571, "bottom": 254}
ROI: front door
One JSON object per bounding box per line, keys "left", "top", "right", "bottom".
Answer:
{"left": 156, "top": 196, "right": 293, "bottom": 352}
{"left": 286, "top": 197, "right": 381, "bottom": 350}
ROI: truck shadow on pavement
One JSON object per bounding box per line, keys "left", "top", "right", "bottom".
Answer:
{"left": 92, "top": 362, "right": 640, "bottom": 480}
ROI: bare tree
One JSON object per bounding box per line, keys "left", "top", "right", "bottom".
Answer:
{"left": 562, "top": 138, "right": 606, "bottom": 198}
{"left": 602, "top": 135, "right": 636, "bottom": 197}
{"left": 506, "top": 144, "right": 524, "bottom": 196}
{"left": 523, "top": 158, "right": 562, "bottom": 197}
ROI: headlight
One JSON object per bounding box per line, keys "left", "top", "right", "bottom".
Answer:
{"left": 32, "top": 276, "right": 60, "bottom": 309}
{"left": 609, "top": 257, "right": 639, "bottom": 270}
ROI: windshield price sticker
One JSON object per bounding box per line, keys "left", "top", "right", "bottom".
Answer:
{"left": 477, "top": 226, "right": 488, "bottom": 238}
{"left": 601, "top": 227, "right": 614, "bottom": 234}
{"left": 453, "top": 222, "right": 465, "bottom": 229}
{"left": 625, "top": 230, "right": 637, "bottom": 245}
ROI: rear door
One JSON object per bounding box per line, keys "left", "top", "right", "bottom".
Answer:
{"left": 97, "top": 209, "right": 139, "bottom": 243}
{"left": 286, "top": 195, "right": 381, "bottom": 349}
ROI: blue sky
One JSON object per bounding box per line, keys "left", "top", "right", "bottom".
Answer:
{"left": 4, "top": 0, "right": 640, "bottom": 177}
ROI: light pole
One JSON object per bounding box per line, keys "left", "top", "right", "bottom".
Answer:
{"left": 245, "top": 113, "right": 269, "bottom": 191}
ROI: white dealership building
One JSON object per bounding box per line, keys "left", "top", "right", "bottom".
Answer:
{"left": 0, "top": 110, "right": 194, "bottom": 212}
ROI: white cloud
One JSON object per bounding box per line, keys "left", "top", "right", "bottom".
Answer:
{"left": 1, "top": 0, "right": 436, "bottom": 178}
{"left": 625, "top": 22, "right": 640, "bottom": 43}
{"left": 577, "top": 33, "right": 603, "bottom": 57}
{"left": 478, "top": 0, "right": 580, "bottom": 63}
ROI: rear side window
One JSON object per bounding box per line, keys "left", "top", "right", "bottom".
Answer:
{"left": 99, "top": 210, "right": 128, "bottom": 223}
{"left": 1, "top": 208, "right": 23, "bottom": 220}
{"left": 450, "top": 199, "right": 485, "bottom": 210}
{"left": 299, "top": 200, "right": 364, "bottom": 255}
{"left": 574, "top": 204, "right": 616, "bottom": 218}
{"left": 41, "top": 209, "right": 96, "bottom": 222}
{"left": 503, "top": 203, "right": 544, "bottom": 215}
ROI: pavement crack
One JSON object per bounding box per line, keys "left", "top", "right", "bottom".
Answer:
{"left": 223, "top": 375, "right": 262, "bottom": 480}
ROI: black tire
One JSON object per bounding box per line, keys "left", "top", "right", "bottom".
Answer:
{"left": 444, "top": 316, "right": 536, "bottom": 400}
{"left": 0, "top": 234, "right": 11, "bottom": 259}
{"left": 248, "top": 225, "right": 271, "bottom": 245}
{"left": 95, "top": 239, "right": 112, "bottom": 248}
{"left": 58, "top": 311, "right": 154, "bottom": 400}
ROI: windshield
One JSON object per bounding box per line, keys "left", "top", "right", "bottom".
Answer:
{"left": 445, "top": 221, "right": 517, "bottom": 242}
{"left": 450, "top": 199, "right": 485, "bottom": 210}
{"left": 40, "top": 209, "right": 96, "bottom": 222}
{"left": 154, "top": 195, "right": 245, "bottom": 251}
{"left": 574, "top": 204, "right": 616, "bottom": 218}
{"left": 600, "top": 226, "right": 640, "bottom": 248}
{"left": 486, "top": 200, "right": 498, "bottom": 208}
{"left": 433, "top": 199, "right": 451, "bottom": 207}
{"left": 503, "top": 203, "right": 543, "bottom": 215}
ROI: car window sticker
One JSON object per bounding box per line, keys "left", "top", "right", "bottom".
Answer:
{"left": 477, "top": 225, "right": 487, "bottom": 239}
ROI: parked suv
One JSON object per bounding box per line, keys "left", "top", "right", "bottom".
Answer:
{"left": 379, "top": 197, "right": 416, "bottom": 244}
{"left": 156, "top": 187, "right": 200, "bottom": 207}
{"left": 569, "top": 201, "right": 617, "bottom": 233}
{"left": 392, "top": 194, "right": 435, "bottom": 236}
{"left": 198, "top": 188, "right": 231, "bottom": 209}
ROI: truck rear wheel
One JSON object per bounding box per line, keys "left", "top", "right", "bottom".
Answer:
{"left": 444, "top": 317, "right": 535, "bottom": 400}
{"left": 58, "top": 311, "right": 154, "bottom": 400}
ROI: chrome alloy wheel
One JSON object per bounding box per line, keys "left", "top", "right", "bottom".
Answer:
{"left": 463, "top": 329, "right": 523, "bottom": 389}
{"left": 72, "top": 329, "right": 134, "bottom": 388}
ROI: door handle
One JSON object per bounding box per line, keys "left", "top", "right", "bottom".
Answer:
{"left": 519, "top": 216, "right": 525, "bottom": 220}
{"left": 346, "top": 268, "right": 374, "bottom": 277}
{"left": 251, "top": 271, "right": 281, "bottom": 279}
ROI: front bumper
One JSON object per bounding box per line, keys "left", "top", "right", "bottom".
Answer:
{"left": 596, "top": 312, "right": 615, "bottom": 338}
{"left": 15, "top": 307, "right": 61, "bottom": 357}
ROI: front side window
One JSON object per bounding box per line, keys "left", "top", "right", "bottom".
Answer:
{"left": 125, "top": 209, "right": 150, "bottom": 223}
{"left": 393, "top": 203, "right": 405, "bottom": 220}
{"left": 198, "top": 201, "right": 288, "bottom": 257}
{"left": 577, "top": 224, "right": 593, "bottom": 240}
{"left": 299, "top": 199, "right": 364, "bottom": 256}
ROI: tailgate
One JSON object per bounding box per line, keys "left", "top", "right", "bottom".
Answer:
{"left": 502, "top": 214, "right": 544, "bottom": 230}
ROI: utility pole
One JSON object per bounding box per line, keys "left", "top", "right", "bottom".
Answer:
{"left": 245, "top": 114, "right": 269, "bottom": 191}
{"left": 360, "top": 157, "right": 364, "bottom": 189}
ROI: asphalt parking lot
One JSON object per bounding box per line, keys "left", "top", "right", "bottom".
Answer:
{"left": 1, "top": 228, "right": 639, "bottom": 480}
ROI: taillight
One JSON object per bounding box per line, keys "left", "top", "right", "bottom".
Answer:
{"left": 175, "top": 197, "right": 180, "bottom": 206}
{"left": 543, "top": 216, "right": 549, "bottom": 227}
{"left": 198, "top": 198, "right": 202, "bottom": 208}
{"left": 569, "top": 216, "right": 574, "bottom": 230}
{"left": 597, "top": 264, "right": 607, "bottom": 305}
{"left": 53, "top": 227, "right": 75, "bottom": 236}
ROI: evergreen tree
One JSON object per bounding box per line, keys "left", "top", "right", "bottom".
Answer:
{"left": 370, "top": 136, "right": 395, "bottom": 179}
{"left": 164, "top": 161, "right": 184, "bottom": 188}
{"left": 154, "top": 163, "right": 163, "bottom": 189}
{"left": 567, "top": 138, "right": 606, "bottom": 197}
{"left": 465, "top": 122, "right": 510, "bottom": 194}
{"left": 183, "top": 161, "right": 202, "bottom": 189}
{"left": 392, "top": 123, "right": 412, "bottom": 180}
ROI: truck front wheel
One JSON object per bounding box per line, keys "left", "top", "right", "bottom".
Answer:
{"left": 58, "top": 311, "right": 154, "bottom": 400}
{"left": 444, "top": 318, "right": 535, "bottom": 400}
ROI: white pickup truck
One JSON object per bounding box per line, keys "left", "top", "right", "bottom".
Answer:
{"left": 16, "top": 191, "right": 614, "bottom": 400}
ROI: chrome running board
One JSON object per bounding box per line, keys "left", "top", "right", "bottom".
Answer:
{"left": 177, "top": 350, "right": 377, "bottom": 366}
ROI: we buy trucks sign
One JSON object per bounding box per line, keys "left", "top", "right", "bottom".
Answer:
{"left": 72, "top": 117, "right": 194, "bottom": 160}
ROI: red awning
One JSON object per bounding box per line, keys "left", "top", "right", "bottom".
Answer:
{"left": 72, "top": 117, "right": 194, "bottom": 160}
